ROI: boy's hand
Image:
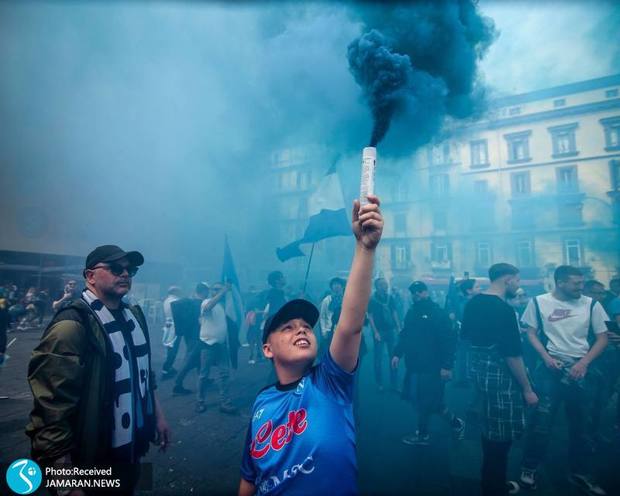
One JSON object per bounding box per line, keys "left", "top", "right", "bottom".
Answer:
{"left": 352, "top": 195, "right": 383, "bottom": 251}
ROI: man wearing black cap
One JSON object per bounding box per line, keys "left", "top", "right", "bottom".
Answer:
{"left": 239, "top": 196, "right": 383, "bottom": 496}
{"left": 27, "top": 245, "right": 170, "bottom": 493}
{"left": 391, "top": 281, "right": 463, "bottom": 446}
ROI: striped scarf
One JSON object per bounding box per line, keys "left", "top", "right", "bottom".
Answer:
{"left": 82, "top": 289, "right": 152, "bottom": 454}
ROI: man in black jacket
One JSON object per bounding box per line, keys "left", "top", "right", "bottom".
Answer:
{"left": 391, "top": 281, "right": 464, "bottom": 445}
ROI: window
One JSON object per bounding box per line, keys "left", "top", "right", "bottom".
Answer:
{"left": 474, "top": 180, "right": 488, "bottom": 193}
{"left": 611, "top": 160, "right": 620, "bottom": 190}
{"left": 392, "top": 244, "right": 411, "bottom": 270}
{"left": 511, "top": 171, "right": 531, "bottom": 196}
{"left": 429, "top": 143, "right": 450, "bottom": 165}
{"left": 279, "top": 170, "right": 299, "bottom": 191}
{"left": 601, "top": 117, "right": 620, "bottom": 150}
{"left": 433, "top": 210, "right": 447, "bottom": 230}
{"left": 505, "top": 131, "right": 532, "bottom": 163}
{"left": 394, "top": 213, "right": 407, "bottom": 234}
{"left": 470, "top": 139, "right": 489, "bottom": 167}
{"left": 509, "top": 106, "right": 521, "bottom": 116}
{"left": 297, "top": 170, "right": 311, "bottom": 190}
{"left": 431, "top": 242, "right": 451, "bottom": 263}
{"left": 558, "top": 202, "right": 583, "bottom": 226}
{"left": 430, "top": 174, "right": 450, "bottom": 197}
{"left": 564, "top": 239, "right": 582, "bottom": 266}
{"left": 548, "top": 123, "right": 578, "bottom": 157}
{"left": 556, "top": 166, "right": 578, "bottom": 193}
{"left": 476, "top": 242, "right": 491, "bottom": 268}
{"left": 553, "top": 98, "right": 566, "bottom": 108}
{"left": 606, "top": 89, "right": 618, "bottom": 98}
{"left": 516, "top": 240, "right": 534, "bottom": 267}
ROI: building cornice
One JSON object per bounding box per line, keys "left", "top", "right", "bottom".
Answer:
{"left": 459, "top": 98, "right": 620, "bottom": 135}
{"left": 492, "top": 74, "right": 620, "bottom": 107}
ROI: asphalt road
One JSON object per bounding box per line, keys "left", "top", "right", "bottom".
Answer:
{"left": 1, "top": 323, "right": 619, "bottom": 495}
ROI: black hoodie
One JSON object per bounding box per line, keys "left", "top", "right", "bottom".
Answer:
{"left": 393, "top": 299, "right": 456, "bottom": 373}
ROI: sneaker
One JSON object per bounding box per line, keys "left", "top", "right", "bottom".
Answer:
{"left": 451, "top": 417, "right": 466, "bottom": 440}
{"left": 220, "top": 402, "right": 238, "bottom": 415}
{"left": 519, "top": 469, "right": 537, "bottom": 491}
{"left": 172, "top": 385, "right": 193, "bottom": 396}
{"left": 507, "top": 481, "right": 520, "bottom": 495}
{"left": 568, "top": 473, "right": 606, "bottom": 496}
{"left": 195, "top": 401, "right": 206, "bottom": 413}
{"left": 402, "top": 432, "right": 430, "bottom": 446}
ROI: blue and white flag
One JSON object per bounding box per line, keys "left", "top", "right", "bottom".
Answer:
{"left": 277, "top": 161, "right": 350, "bottom": 262}
{"left": 221, "top": 235, "right": 244, "bottom": 324}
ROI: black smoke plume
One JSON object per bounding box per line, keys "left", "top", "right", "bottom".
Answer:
{"left": 347, "top": 0, "right": 497, "bottom": 148}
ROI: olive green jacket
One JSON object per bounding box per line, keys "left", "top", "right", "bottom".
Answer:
{"left": 26, "top": 299, "right": 156, "bottom": 465}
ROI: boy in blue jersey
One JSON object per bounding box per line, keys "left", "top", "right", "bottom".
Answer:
{"left": 239, "top": 196, "right": 383, "bottom": 496}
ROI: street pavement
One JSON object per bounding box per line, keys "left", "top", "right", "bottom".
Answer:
{"left": 1, "top": 323, "right": 619, "bottom": 495}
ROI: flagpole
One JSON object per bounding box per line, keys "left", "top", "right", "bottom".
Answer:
{"left": 302, "top": 243, "right": 316, "bottom": 296}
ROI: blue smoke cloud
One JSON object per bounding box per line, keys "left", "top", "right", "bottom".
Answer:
{"left": 347, "top": 0, "right": 497, "bottom": 148}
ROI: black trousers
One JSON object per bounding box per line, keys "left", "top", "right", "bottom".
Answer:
{"left": 174, "top": 336, "right": 201, "bottom": 387}
{"left": 162, "top": 335, "right": 182, "bottom": 372}
{"left": 481, "top": 437, "right": 512, "bottom": 496}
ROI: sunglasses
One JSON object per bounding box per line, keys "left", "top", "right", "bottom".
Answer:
{"left": 92, "top": 263, "right": 139, "bottom": 277}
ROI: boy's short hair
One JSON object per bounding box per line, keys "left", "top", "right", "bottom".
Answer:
{"left": 488, "top": 263, "right": 519, "bottom": 282}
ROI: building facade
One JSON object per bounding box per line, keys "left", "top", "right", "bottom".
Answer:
{"left": 380, "top": 74, "right": 620, "bottom": 286}
{"left": 271, "top": 75, "right": 620, "bottom": 289}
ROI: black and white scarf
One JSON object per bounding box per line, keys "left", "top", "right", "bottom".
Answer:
{"left": 82, "top": 289, "right": 152, "bottom": 452}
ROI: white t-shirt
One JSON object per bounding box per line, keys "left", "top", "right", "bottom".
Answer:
{"left": 521, "top": 293, "right": 609, "bottom": 358}
{"left": 162, "top": 295, "right": 179, "bottom": 347}
{"left": 200, "top": 298, "right": 228, "bottom": 345}
{"left": 319, "top": 295, "right": 334, "bottom": 335}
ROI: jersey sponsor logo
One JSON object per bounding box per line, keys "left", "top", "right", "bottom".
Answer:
{"left": 257, "top": 455, "right": 315, "bottom": 495}
{"left": 548, "top": 309, "right": 575, "bottom": 322}
{"left": 250, "top": 408, "right": 308, "bottom": 459}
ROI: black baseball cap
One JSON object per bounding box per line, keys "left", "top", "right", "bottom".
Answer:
{"left": 409, "top": 281, "right": 428, "bottom": 293}
{"left": 262, "top": 299, "right": 319, "bottom": 344}
{"left": 84, "top": 245, "right": 145, "bottom": 271}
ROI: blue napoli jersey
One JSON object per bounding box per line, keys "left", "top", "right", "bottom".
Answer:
{"left": 241, "top": 352, "right": 357, "bottom": 495}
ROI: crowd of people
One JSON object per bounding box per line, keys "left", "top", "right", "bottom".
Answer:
{"left": 149, "top": 262, "right": 620, "bottom": 496}
{"left": 0, "top": 280, "right": 81, "bottom": 366}
{"left": 11, "top": 199, "right": 620, "bottom": 495}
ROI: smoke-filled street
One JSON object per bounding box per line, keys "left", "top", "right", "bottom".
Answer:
{"left": 2, "top": 321, "right": 620, "bottom": 495}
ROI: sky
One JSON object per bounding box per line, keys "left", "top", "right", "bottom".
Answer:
{"left": 0, "top": 0, "right": 618, "bottom": 277}
{"left": 481, "top": 0, "right": 620, "bottom": 94}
